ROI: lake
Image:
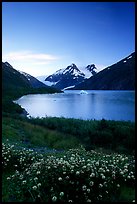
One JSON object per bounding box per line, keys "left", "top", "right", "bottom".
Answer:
{"left": 14, "top": 90, "right": 135, "bottom": 121}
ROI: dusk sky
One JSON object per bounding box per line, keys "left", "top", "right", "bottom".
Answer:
{"left": 2, "top": 2, "right": 135, "bottom": 77}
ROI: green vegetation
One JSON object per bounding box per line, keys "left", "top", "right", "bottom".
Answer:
{"left": 2, "top": 62, "right": 135, "bottom": 202}
{"left": 28, "top": 117, "right": 135, "bottom": 155}
{"left": 2, "top": 117, "right": 81, "bottom": 150}
{"left": 2, "top": 143, "right": 135, "bottom": 202}
{"left": 2, "top": 115, "right": 135, "bottom": 202}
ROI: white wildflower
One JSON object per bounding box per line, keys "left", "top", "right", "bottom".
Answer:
{"left": 99, "top": 184, "right": 103, "bottom": 188}
{"left": 59, "top": 192, "right": 64, "bottom": 197}
{"left": 76, "top": 171, "right": 80, "bottom": 175}
{"left": 22, "top": 180, "right": 26, "bottom": 184}
{"left": 36, "top": 171, "right": 40, "bottom": 175}
{"left": 52, "top": 196, "right": 57, "bottom": 202}
{"left": 58, "top": 177, "right": 62, "bottom": 181}
{"left": 37, "top": 183, "right": 41, "bottom": 187}
{"left": 82, "top": 185, "right": 87, "bottom": 191}
{"left": 32, "top": 186, "right": 37, "bottom": 190}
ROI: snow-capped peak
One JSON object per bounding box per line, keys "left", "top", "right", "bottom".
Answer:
{"left": 62, "top": 64, "right": 85, "bottom": 77}
{"left": 38, "top": 63, "right": 97, "bottom": 90}
{"left": 79, "top": 64, "right": 97, "bottom": 79}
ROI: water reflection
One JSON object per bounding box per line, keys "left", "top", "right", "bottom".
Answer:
{"left": 15, "top": 90, "right": 135, "bottom": 121}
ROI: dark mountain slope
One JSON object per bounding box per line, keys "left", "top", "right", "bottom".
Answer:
{"left": 2, "top": 62, "right": 61, "bottom": 114}
{"left": 74, "top": 52, "right": 135, "bottom": 90}
{"left": 19, "top": 71, "right": 50, "bottom": 88}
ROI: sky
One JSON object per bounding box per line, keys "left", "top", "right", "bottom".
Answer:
{"left": 2, "top": 2, "right": 135, "bottom": 77}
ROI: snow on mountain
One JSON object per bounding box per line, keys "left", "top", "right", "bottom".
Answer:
{"left": 18, "top": 71, "right": 32, "bottom": 80}
{"left": 62, "top": 85, "right": 76, "bottom": 91}
{"left": 42, "top": 63, "right": 87, "bottom": 90}
{"left": 18, "top": 71, "right": 48, "bottom": 88}
{"left": 40, "top": 63, "right": 97, "bottom": 90}
{"left": 80, "top": 64, "right": 97, "bottom": 79}
{"left": 73, "top": 52, "right": 135, "bottom": 90}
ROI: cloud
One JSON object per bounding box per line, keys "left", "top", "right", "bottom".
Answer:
{"left": 2, "top": 50, "right": 63, "bottom": 76}
{"left": 2, "top": 51, "right": 60, "bottom": 62}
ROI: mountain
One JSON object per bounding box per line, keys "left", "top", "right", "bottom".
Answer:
{"left": 2, "top": 62, "right": 61, "bottom": 99}
{"left": 2, "top": 62, "right": 61, "bottom": 114}
{"left": 2, "top": 62, "right": 31, "bottom": 93}
{"left": 18, "top": 71, "right": 48, "bottom": 88}
{"left": 73, "top": 52, "right": 135, "bottom": 90}
{"left": 43, "top": 63, "right": 97, "bottom": 90}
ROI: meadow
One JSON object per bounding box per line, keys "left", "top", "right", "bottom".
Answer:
{"left": 2, "top": 141, "right": 135, "bottom": 202}
{"left": 2, "top": 115, "right": 135, "bottom": 202}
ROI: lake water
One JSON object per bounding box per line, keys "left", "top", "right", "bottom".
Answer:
{"left": 15, "top": 90, "right": 135, "bottom": 121}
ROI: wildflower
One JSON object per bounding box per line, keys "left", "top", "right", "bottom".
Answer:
{"left": 90, "top": 173, "right": 95, "bottom": 178}
{"left": 59, "top": 192, "right": 64, "bottom": 197}
{"left": 120, "top": 171, "right": 124, "bottom": 175}
{"left": 34, "top": 177, "right": 38, "bottom": 181}
{"left": 117, "top": 184, "right": 120, "bottom": 188}
{"left": 37, "top": 183, "right": 41, "bottom": 187}
{"left": 58, "top": 177, "right": 62, "bottom": 181}
{"left": 87, "top": 199, "right": 91, "bottom": 202}
{"left": 87, "top": 188, "right": 90, "bottom": 193}
{"left": 102, "top": 175, "right": 105, "bottom": 179}
{"left": 37, "top": 171, "right": 40, "bottom": 175}
{"left": 52, "top": 196, "right": 57, "bottom": 202}
{"left": 103, "top": 181, "right": 107, "bottom": 187}
{"left": 99, "top": 184, "right": 103, "bottom": 188}
{"left": 76, "top": 171, "right": 80, "bottom": 175}
{"left": 82, "top": 185, "right": 87, "bottom": 191}
{"left": 95, "top": 161, "right": 99, "bottom": 166}
{"left": 89, "top": 181, "right": 94, "bottom": 186}
{"left": 7, "top": 177, "right": 10, "bottom": 180}
{"left": 66, "top": 176, "right": 69, "bottom": 180}
{"left": 22, "top": 180, "right": 26, "bottom": 184}
{"left": 32, "top": 186, "right": 37, "bottom": 190}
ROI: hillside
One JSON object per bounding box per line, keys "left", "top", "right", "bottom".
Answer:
{"left": 2, "top": 62, "right": 61, "bottom": 114}
{"left": 73, "top": 52, "right": 135, "bottom": 90}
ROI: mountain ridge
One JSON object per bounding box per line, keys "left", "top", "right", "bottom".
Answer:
{"left": 42, "top": 63, "right": 97, "bottom": 90}
{"left": 73, "top": 52, "right": 135, "bottom": 90}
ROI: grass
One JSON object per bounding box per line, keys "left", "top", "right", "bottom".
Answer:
{"left": 2, "top": 171, "right": 13, "bottom": 202}
{"left": 28, "top": 117, "right": 135, "bottom": 155}
{"left": 2, "top": 116, "right": 81, "bottom": 150}
{"left": 118, "top": 185, "right": 135, "bottom": 202}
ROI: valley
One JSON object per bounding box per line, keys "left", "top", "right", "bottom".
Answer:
{"left": 2, "top": 53, "right": 135, "bottom": 202}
